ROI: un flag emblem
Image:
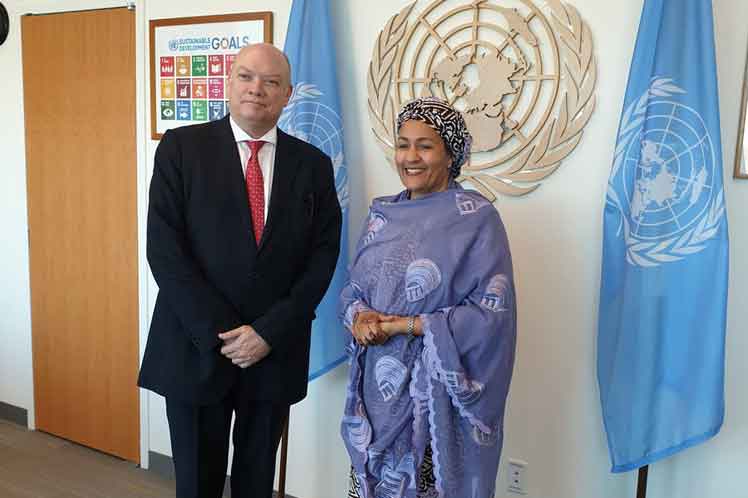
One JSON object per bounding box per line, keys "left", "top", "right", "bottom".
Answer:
{"left": 607, "top": 79, "right": 725, "bottom": 267}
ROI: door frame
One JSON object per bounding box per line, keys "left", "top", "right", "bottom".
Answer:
{"left": 134, "top": 0, "right": 151, "bottom": 470}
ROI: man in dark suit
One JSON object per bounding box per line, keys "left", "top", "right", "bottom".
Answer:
{"left": 138, "top": 43, "right": 342, "bottom": 498}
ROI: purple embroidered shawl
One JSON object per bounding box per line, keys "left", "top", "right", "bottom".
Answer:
{"left": 340, "top": 185, "right": 516, "bottom": 498}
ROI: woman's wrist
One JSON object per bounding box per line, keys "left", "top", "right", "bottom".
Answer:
{"left": 413, "top": 316, "right": 423, "bottom": 336}
{"left": 376, "top": 315, "right": 423, "bottom": 336}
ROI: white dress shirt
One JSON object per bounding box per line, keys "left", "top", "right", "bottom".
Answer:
{"left": 229, "top": 116, "right": 277, "bottom": 223}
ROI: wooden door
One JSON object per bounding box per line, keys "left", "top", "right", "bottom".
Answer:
{"left": 23, "top": 8, "right": 139, "bottom": 463}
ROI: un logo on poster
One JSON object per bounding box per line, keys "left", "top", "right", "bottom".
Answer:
{"left": 607, "top": 78, "right": 725, "bottom": 267}
{"left": 279, "top": 83, "right": 349, "bottom": 210}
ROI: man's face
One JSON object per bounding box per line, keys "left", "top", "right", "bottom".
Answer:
{"left": 228, "top": 45, "right": 292, "bottom": 136}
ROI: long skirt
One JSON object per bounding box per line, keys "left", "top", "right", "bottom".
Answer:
{"left": 347, "top": 444, "right": 437, "bottom": 498}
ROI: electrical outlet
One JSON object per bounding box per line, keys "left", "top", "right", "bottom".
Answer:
{"left": 507, "top": 458, "right": 528, "bottom": 495}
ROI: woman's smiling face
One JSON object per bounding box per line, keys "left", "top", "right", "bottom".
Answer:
{"left": 395, "top": 119, "right": 452, "bottom": 199}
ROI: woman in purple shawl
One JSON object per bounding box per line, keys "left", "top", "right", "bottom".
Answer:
{"left": 340, "top": 97, "right": 517, "bottom": 498}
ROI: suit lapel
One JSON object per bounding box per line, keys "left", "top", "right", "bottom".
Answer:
{"left": 259, "top": 129, "right": 299, "bottom": 251}
{"left": 210, "top": 116, "right": 259, "bottom": 256}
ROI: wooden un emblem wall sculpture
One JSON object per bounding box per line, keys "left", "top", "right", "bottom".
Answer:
{"left": 368, "top": 0, "right": 597, "bottom": 199}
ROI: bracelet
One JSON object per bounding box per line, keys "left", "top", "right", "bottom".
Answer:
{"left": 406, "top": 316, "right": 415, "bottom": 337}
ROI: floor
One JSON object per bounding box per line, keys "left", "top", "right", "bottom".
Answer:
{"left": 0, "top": 419, "right": 173, "bottom": 498}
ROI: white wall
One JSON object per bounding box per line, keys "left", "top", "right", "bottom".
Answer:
{"left": 0, "top": 0, "right": 33, "bottom": 422}
{"left": 1, "top": 1, "right": 747, "bottom": 498}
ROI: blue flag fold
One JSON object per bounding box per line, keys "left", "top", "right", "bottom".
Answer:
{"left": 280, "top": 0, "right": 349, "bottom": 380}
{"left": 598, "top": 0, "right": 729, "bottom": 473}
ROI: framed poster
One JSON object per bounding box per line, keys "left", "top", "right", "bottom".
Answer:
{"left": 149, "top": 12, "right": 272, "bottom": 140}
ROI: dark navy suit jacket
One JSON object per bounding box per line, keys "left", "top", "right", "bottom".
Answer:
{"left": 138, "top": 116, "right": 342, "bottom": 406}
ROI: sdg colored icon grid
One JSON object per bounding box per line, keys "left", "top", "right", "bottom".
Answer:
{"left": 159, "top": 54, "right": 236, "bottom": 122}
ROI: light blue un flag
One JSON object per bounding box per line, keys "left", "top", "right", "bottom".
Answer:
{"left": 280, "top": 0, "right": 349, "bottom": 380}
{"left": 598, "top": 0, "right": 729, "bottom": 473}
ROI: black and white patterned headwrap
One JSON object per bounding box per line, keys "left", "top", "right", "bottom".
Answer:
{"left": 396, "top": 97, "right": 473, "bottom": 179}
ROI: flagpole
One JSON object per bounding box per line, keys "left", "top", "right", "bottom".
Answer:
{"left": 636, "top": 465, "right": 648, "bottom": 498}
{"left": 278, "top": 418, "right": 289, "bottom": 498}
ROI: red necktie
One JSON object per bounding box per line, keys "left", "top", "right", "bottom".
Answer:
{"left": 245, "top": 140, "right": 266, "bottom": 244}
